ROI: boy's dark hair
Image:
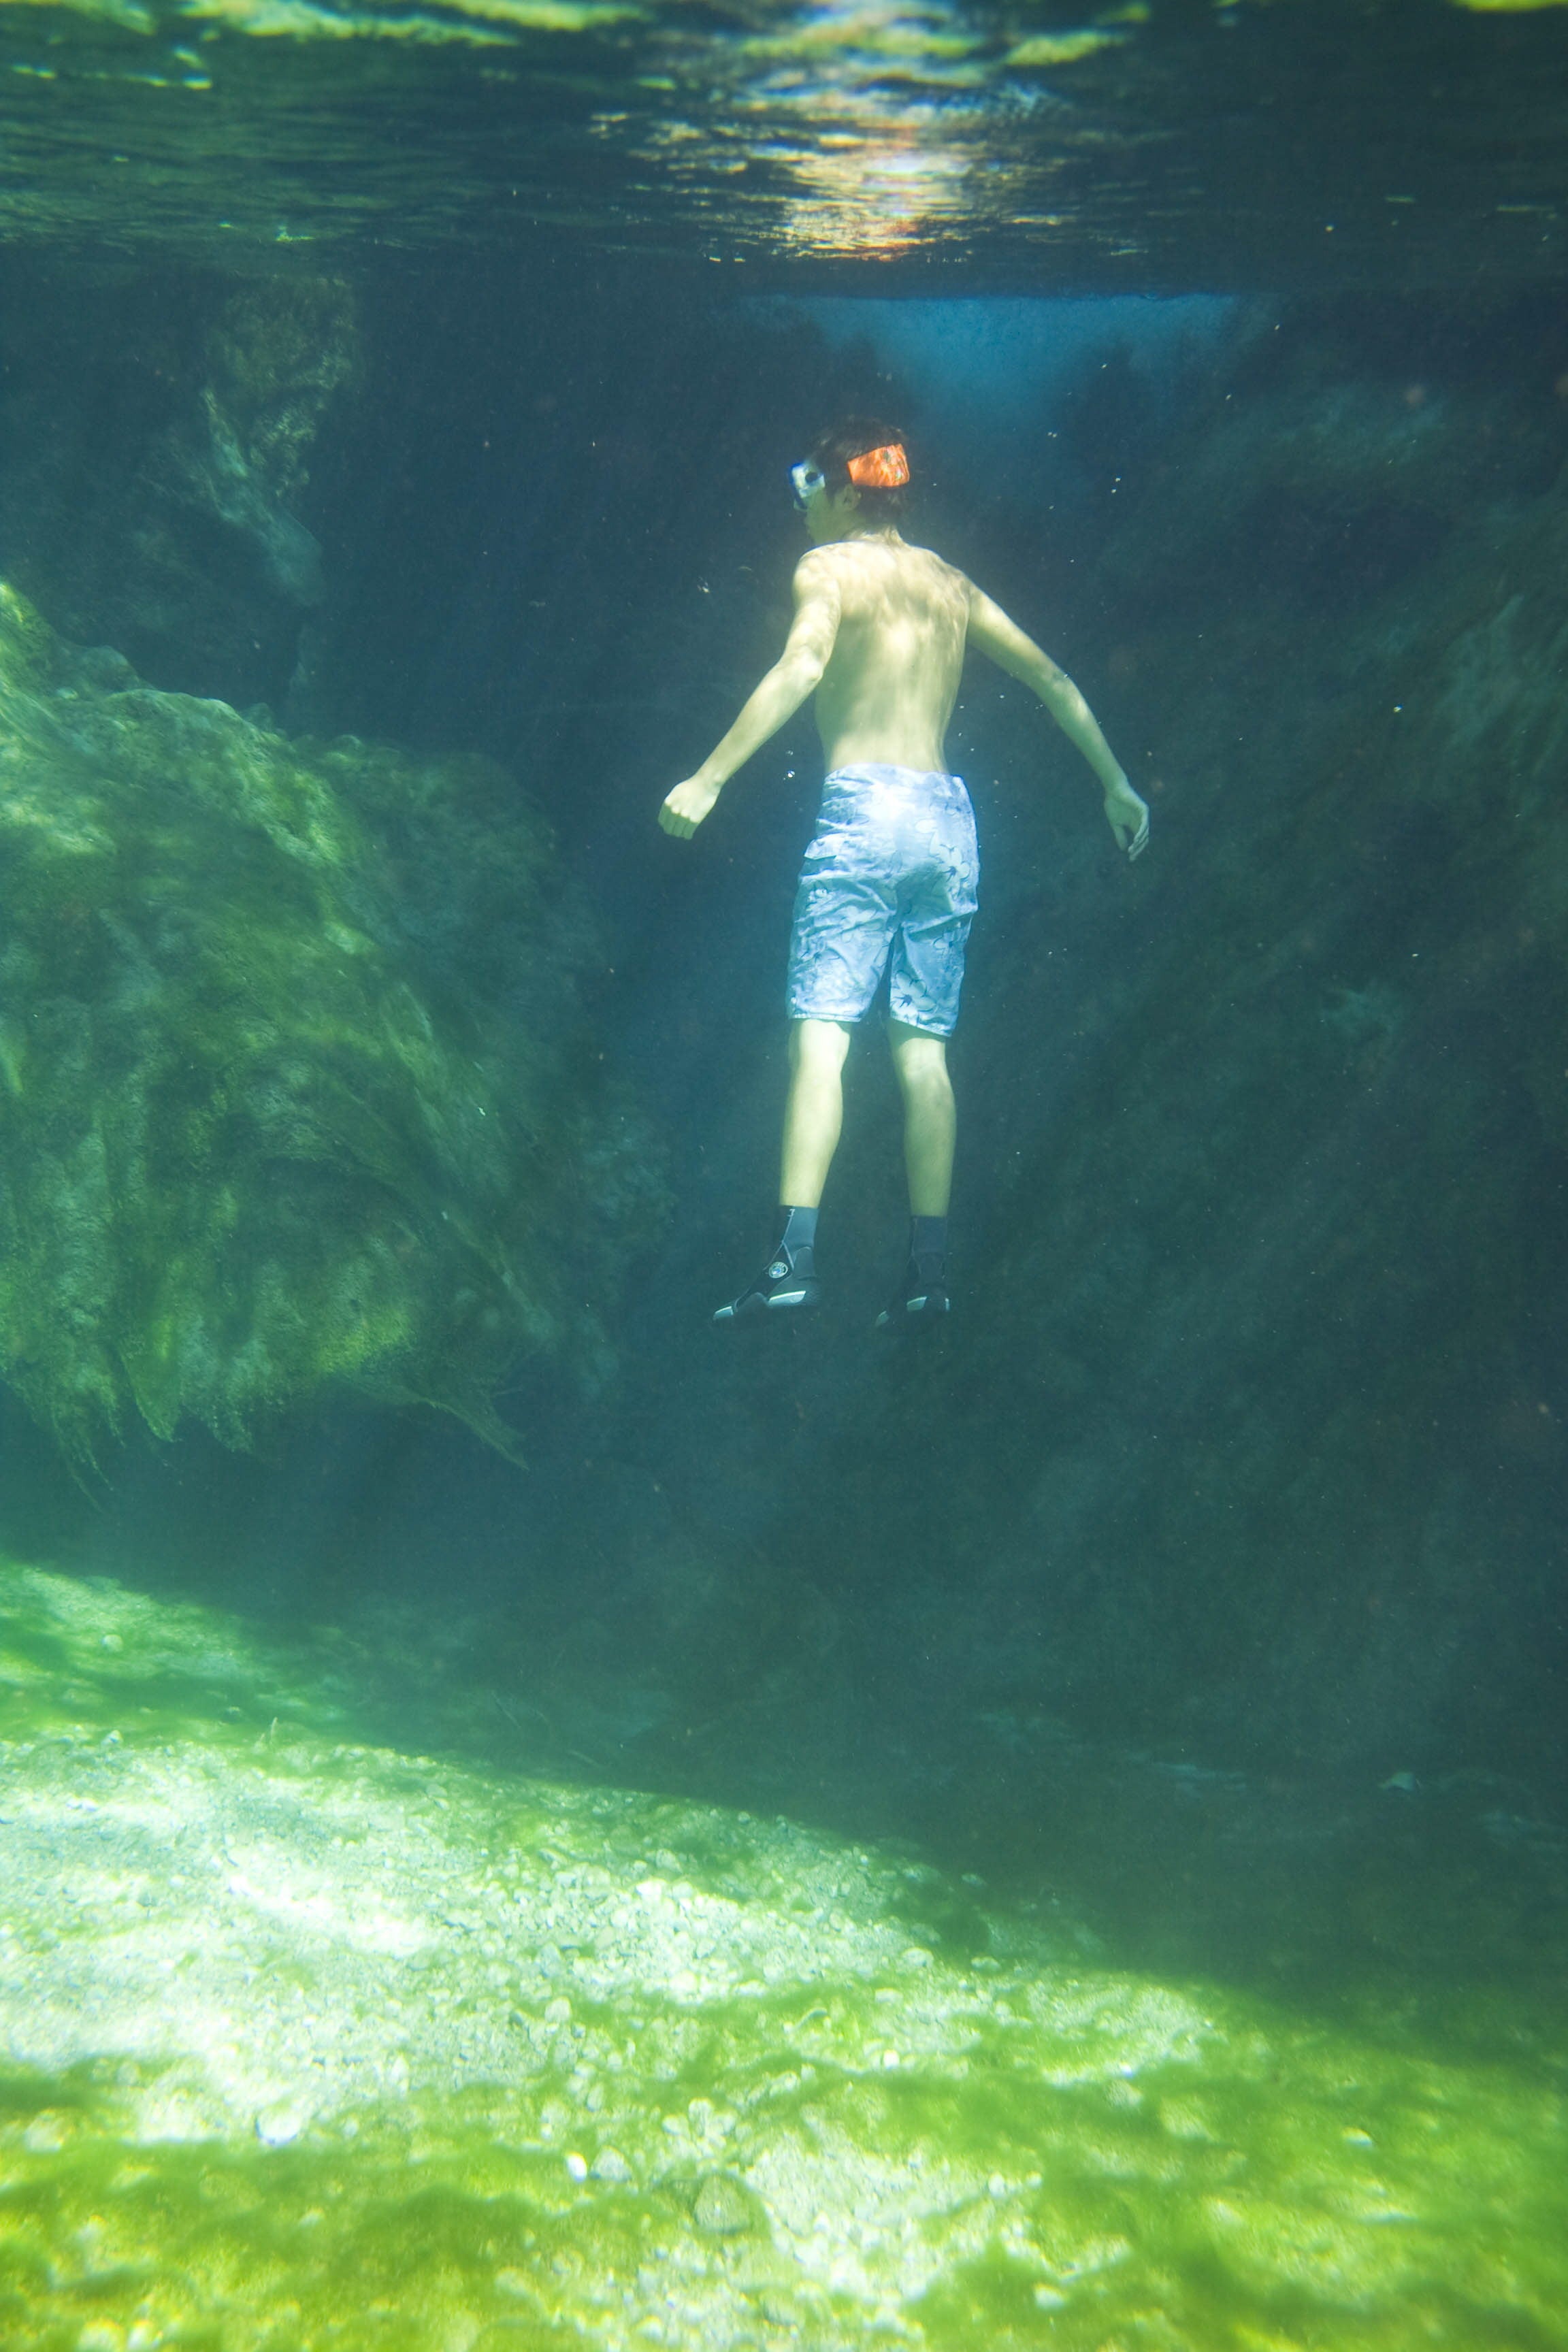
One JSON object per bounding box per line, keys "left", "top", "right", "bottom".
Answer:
{"left": 808, "top": 417, "right": 911, "bottom": 520}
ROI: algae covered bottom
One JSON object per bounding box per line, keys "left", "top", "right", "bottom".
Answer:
{"left": 1, "top": 1562, "right": 1565, "bottom": 2350}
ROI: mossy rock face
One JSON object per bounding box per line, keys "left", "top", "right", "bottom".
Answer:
{"left": 0, "top": 582, "right": 659, "bottom": 1459}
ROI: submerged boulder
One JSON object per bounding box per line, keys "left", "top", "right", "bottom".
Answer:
{"left": 0, "top": 270, "right": 357, "bottom": 714}
{"left": 0, "top": 583, "right": 659, "bottom": 1460}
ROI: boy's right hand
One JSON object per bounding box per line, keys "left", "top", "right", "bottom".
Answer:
{"left": 659, "top": 777, "right": 721, "bottom": 838}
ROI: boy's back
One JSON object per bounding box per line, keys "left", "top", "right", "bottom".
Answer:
{"left": 802, "top": 536, "right": 971, "bottom": 776}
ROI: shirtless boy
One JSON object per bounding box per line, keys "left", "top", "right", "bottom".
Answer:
{"left": 659, "top": 419, "right": 1149, "bottom": 1330}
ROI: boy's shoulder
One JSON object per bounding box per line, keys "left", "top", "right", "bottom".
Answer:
{"left": 896, "top": 538, "right": 974, "bottom": 593}
{"left": 796, "top": 537, "right": 971, "bottom": 590}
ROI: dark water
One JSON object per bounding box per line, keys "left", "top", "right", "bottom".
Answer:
{"left": 1, "top": 3, "right": 1567, "bottom": 2347}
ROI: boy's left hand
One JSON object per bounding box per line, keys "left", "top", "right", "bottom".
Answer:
{"left": 1104, "top": 774, "right": 1150, "bottom": 861}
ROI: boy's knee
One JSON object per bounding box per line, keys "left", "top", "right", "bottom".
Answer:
{"left": 890, "top": 1028, "right": 951, "bottom": 1086}
{"left": 906, "top": 1066, "right": 953, "bottom": 1110}
{"left": 790, "top": 1017, "right": 851, "bottom": 1074}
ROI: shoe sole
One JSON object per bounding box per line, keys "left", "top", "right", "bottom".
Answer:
{"left": 714, "top": 1288, "right": 821, "bottom": 1323}
{"left": 876, "top": 1298, "right": 949, "bottom": 1331}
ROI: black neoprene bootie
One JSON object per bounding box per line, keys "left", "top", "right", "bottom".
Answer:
{"left": 876, "top": 1215, "right": 949, "bottom": 1332}
{"left": 714, "top": 1207, "right": 821, "bottom": 1324}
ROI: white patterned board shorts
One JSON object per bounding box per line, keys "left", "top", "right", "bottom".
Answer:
{"left": 785, "top": 764, "right": 979, "bottom": 1038}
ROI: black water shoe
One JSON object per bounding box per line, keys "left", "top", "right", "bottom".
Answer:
{"left": 875, "top": 1252, "right": 949, "bottom": 1333}
{"left": 713, "top": 1247, "right": 820, "bottom": 1323}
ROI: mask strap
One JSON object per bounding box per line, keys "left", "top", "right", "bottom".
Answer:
{"left": 845, "top": 442, "right": 909, "bottom": 489}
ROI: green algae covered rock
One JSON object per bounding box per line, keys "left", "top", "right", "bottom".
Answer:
{"left": 0, "top": 582, "right": 657, "bottom": 1459}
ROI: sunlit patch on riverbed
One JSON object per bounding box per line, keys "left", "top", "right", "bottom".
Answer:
{"left": 1, "top": 1558, "right": 1565, "bottom": 2349}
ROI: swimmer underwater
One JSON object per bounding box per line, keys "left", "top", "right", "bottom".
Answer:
{"left": 659, "top": 420, "right": 1150, "bottom": 1330}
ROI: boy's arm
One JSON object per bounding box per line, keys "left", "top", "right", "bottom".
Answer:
{"left": 659, "top": 555, "right": 843, "bottom": 838}
{"left": 966, "top": 585, "right": 1149, "bottom": 860}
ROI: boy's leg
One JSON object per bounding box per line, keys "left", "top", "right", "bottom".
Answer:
{"left": 881, "top": 1022, "right": 953, "bottom": 1328}
{"left": 887, "top": 1022, "right": 954, "bottom": 1216}
{"left": 779, "top": 1017, "right": 852, "bottom": 1208}
{"left": 714, "top": 1018, "right": 850, "bottom": 1322}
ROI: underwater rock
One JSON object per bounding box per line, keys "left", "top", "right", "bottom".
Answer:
{"left": 177, "top": 389, "right": 327, "bottom": 608}
{"left": 0, "top": 583, "right": 661, "bottom": 1460}
{"left": 0, "top": 267, "right": 355, "bottom": 709}
{"left": 161, "top": 281, "right": 355, "bottom": 612}
{"left": 691, "top": 2172, "right": 753, "bottom": 2235}
{"left": 1094, "top": 299, "right": 1565, "bottom": 612}
{"left": 254, "top": 2097, "right": 313, "bottom": 2146}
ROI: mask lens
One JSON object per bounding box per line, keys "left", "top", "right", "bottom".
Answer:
{"left": 789, "top": 461, "right": 824, "bottom": 511}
